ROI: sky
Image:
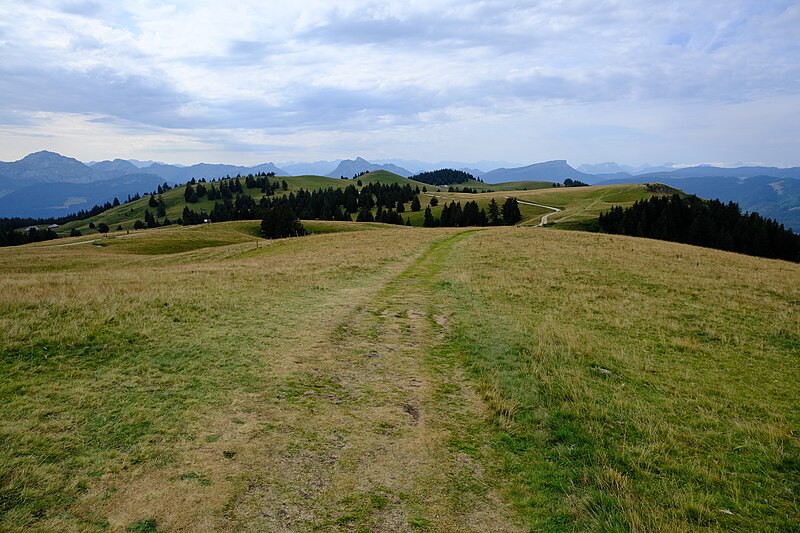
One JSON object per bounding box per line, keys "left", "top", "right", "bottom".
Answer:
{"left": 1, "top": 0, "right": 799, "bottom": 168}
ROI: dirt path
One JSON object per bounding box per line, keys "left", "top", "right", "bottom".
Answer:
{"left": 216, "top": 230, "right": 522, "bottom": 531}
{"left": 511, "top": 198, "right": 561, "bottom": 226}
{"left": 90, "top": 230, "right": 522, "bottom": 532}
{"left": 424, "top": 192, "right": 561, "bottom": 227}
{"left": 47, "top": 237, "right": 101, "bottom": 247}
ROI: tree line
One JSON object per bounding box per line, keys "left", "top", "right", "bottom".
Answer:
{"left": 411, "top": 169, "right": 482, "bottom": 186}
{"left": 0, "top": 225, "right": 60, "bottom": 247}
{"left": 422, "top": 198, "right": 521, "bottom": 227}
{"left": 181, "top": 182, "right": 423, "bottom": 228}
{"left": 598, "top": 194, "right": 800, "bottom": 262}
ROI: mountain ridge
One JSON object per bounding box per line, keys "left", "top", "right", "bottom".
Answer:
{"left": 326, "top": 157, "right": 413, "bottom": 178}
{"left": 482, "top": 160, "right": 596, "bottom": 184}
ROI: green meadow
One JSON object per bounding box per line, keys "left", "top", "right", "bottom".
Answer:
{"left": 1, "top": 188, "right": 797, "bottom": 531}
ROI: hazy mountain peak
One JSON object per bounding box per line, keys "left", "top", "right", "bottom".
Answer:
{"left": 482, "top": 160, "right": 595, "bottom": 184}
{"left": 19, "top": 150, "right": 84, "bottom": 166}
{"left": 326, "top": 157, "right": 412, "bottom": 178}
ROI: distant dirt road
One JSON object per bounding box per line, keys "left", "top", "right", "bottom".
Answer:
{"left": 507, "top": 197, "right": 562, "bottom": 226}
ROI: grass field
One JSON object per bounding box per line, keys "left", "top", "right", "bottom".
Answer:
{"left": 2, "top": 220, "right": 797, "bottom": 531}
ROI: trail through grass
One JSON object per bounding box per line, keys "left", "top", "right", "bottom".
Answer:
{"left": 2, "top": 220, "right": 797, "bottom": 531}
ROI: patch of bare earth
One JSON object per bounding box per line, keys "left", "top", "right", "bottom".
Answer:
{"left": 73, "top": 230, "right": 520, "bottom": 532}
{"left": 217, "top": 240, "right": 521, "bottom": 531}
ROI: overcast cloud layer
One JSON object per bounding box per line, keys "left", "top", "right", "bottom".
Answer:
{"left": 1, "top": 0, "right": 798, "bottom": 167}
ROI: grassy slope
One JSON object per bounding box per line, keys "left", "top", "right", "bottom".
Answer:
{"left": 56, "top": 171, "right": 430, "bottom": 236}
{"left": 410, "top": 183, "right": 671, "bottom": 228}
{"left": 1, "top": 222, "right": 797, "bottom": 531}
{"left": 466, "top": 180, "right": 555, "bottom": 192}
{"left": 53, "top": 165, "right": 669, "bottom": 237}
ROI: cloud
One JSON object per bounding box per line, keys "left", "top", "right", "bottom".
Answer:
{"left": 57, "top": 1, "right": 103, "bottom": 17}
{"left": 0, "top": 0, "right": 798, "bottom": 166}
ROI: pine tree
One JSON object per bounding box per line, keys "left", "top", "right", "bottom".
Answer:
{"left": 356, "top": 208, "right": 374, "bottom": 222}
{"left": 410, "top": 196, "right": 421, "bottom": 211}
{"left": 184, "top": 183, "right": 198, "bottom": 203}
{"left": 488, "top": 198, "right": 500, "bottom": 225}
{"left": 502, "top": 198, "right": 522, "bottom": 225}
{"left": 144, "top": 210, "right": 158, "bottom": 228}
{"left": 261, "top": 204, "right": 306, "bottom": 239}
{"left": 423, "top": 206, "right": 437, "bottom": 227}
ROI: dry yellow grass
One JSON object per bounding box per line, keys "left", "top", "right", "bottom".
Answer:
{"left": 1, "top": 220, "right": 797, "bottom": 531}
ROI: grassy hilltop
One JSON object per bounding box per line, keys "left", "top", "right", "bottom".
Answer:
{"left": 1, "top": 218, "right": 798, "bottom": 531}
{"left": 55, "top": 170, "right": 668, "bottom": 236}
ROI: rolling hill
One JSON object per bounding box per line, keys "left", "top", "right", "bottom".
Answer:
{"left": 0, "top": 152, "right": 291, "bottom": 218}
{"left": 51, "top": 168, "right": 667, "bottom": 237}
{"left": 6, "top": 153, "right": 800, "bottom": 236}
{"left": 598, "top": 174, "right": 800, "bottom": 231}
{"left": 1, "top": 217, "right": 797, "bottom": 531}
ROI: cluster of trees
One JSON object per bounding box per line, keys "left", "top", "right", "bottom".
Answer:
{"left": 551, "top": 179, "right": 589, "bottom": 188}
{"left": 182, "top": 182, "right": 424, "bottom": 227}
{"left": 0, "top": 224, "right": 60, "bottom": 247}
{"left": 411, "top": 169, "right": 481, "bottom": 186}
{"left": 132, "top": 209, "right": 174, "bottom": 229}
{"left": 449, "top": 186, "right": 481, "bottom": 193}
{"left": 261, "top": 204, "right": 306, "bottom": 239}
{"left": 422, "top": 198, "right": 522, "bottom": 227}
{"left": 184, "top": 175, "right": 288, "bottom": 203}
{"left": 599, "top": 194, "right": 800, "bottom": 262}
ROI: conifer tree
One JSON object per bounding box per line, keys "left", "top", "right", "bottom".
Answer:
{"left": 356, "top": 208, "right": 374, "bottom": 222}
{"left": 184, "top": 183, "right": 198, "bottom": 203}
{"left": 260, "top": 204, "right": 306, "bottom": 239}
{"left": 488, "top": 198, "right": 500, "bottom": 225}
{"left": 502, "top": 197, "right": 522, "bottom": 225}
{"left": 423, "top": 206, "right": 437, "bottom": 227}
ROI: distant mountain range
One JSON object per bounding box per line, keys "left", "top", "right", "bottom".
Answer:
{"left": 1, "top": 151, "right": 799, "bottom": 232}
{"left": 327, "top": 157, "right": 413, "bottom": 178}
{"left": 0, "top": 151, "right": 287, "bottom": 218}
{"left": 0, "top": 173, "right": 168, "bottom": 218}
{"left": 577, "top": 162, "right": 677, "bottom": 175}
{"left": 481, "top": 160, "right": 595, "bottom": 184}
{"left": 281, "top": 161, "right": 340, "bottom": 176}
